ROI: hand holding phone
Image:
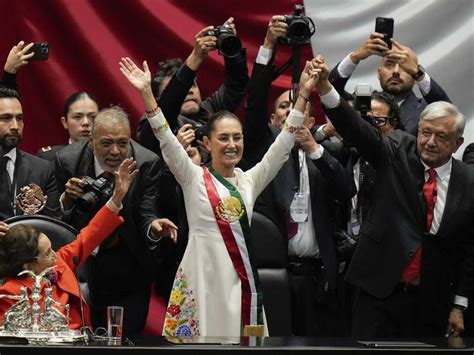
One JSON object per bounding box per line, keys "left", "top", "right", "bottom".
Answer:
{"left": 26, "top": 42, "right": 49, "bottom": 61}
{"left": 375, "top": 17, "right": 394, "bottom": 49}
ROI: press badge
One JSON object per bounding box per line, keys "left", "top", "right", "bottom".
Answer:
{"left": 290, "top": 192, "right": 309, "bottom": 223}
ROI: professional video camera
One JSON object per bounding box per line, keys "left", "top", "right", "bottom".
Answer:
{"left": 207, "top": 26, "right": 242, "bottom": 58}
{"left": 278, "top": 4, "right": 315, "bottom": 46}
{"left": 76, "top": 175, "right": 114, "bottom": 212}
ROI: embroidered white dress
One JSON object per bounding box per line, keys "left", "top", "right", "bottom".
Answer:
{"left": 148, "top": 110, "right": 303, "bottom": 337}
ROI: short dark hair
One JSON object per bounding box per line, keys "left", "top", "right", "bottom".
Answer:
{"left": 0, "top": 87, "right": 21, "bottom": 102}
{"left": 206, "top": 110, "right": 242, "bottom": 137}
{"left": 0, "top": 225, "right": 40, "bottom": 278}
{"left": 63, "top": 91, "right": 99, "bottom": 118}
{"left": 151, "top": 58, "right": 184, "bottom": 98}
{"left": 371, "top": 91, "right": 404, "bottom": 130}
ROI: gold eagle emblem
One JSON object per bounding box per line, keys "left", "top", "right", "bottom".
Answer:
{"left": 216, "top": 196, "right": 244, "bottom": 223}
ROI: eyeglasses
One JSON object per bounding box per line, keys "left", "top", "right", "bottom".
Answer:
{"left": 370, "top": 116, "right": 389, "bottom": 127}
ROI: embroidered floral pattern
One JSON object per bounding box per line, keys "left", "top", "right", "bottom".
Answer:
{"left": 282, "top": 120, "right": 299, "bottom": 134}
{"left": 163, "top": 267, "right": 199, "bottom": 336}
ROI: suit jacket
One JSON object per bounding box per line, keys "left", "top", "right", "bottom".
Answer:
{"left": 54, "top": 140, "right": 161, "bottom": 283}
{"left": 328, "top": 61, "right": 451, "bottom": 135}
{"left": 0, "top": 150, "right": 60, "bottom": 220}
{"left": 324, "top": 99, "right": 474, "bottom": 333}
{"left": 244, "top": 61, "right": 353, "bottom": 288}
{"left": 138, "top": 49, "right": 249, "bottom": 153}
{"left": 463, "top": 143, "right": 474, "bottom": 165}
{"left": 0, "top": 205, "right": 123, "bottom": 329}
{"left": 37, "top": 144, "right": 67, "bottom": 162}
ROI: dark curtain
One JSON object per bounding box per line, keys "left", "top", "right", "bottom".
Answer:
{"left": 0, "top": 0, "right": 321, "bottom": 154}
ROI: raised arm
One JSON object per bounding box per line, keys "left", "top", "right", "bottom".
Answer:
{"left": 120, "top": 57, "right": 200, "bottom": 186}
{"left": 243, "top": 15, "right": 287, "bottom": 168}
{"left": 247, "top": 59, "right": 321, "bottom": 195}
{"left": 202, "top": 17, "right": 249, "bottom": 116}
{"left": 1, "top": 41, "right": 34, "bottom": 90}
{"left": 316, "top": 55, "right": 391, "bottom": 169}
{"left": 57, "top": 158, "right": 138, "bottom": 268}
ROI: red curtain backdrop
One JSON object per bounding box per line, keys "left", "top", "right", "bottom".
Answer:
{"left": 0, "top": 0, "right": 319, "bottom": 154}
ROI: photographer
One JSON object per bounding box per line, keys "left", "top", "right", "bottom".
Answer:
{"left": 54, "top": 106, "right": 177, "bottom": 336}
{"left": 137, "top": 17, "right": 248, "bottom": 154}
{"left": 329, "top": 31, "right": 450, "bottom": 135}
{"left": 242, "top": 15, "right": 353, "bottom": 336}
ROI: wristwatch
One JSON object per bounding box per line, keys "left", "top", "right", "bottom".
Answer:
{"left": 411, "top": 64, "right": 425, "bottom": 81}
{"left": 452, "top": 303, "right": 467, "bottom": 313}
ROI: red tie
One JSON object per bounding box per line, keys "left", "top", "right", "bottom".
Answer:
{"left": 402, "top": 168, "right": 437, "bottom": 284}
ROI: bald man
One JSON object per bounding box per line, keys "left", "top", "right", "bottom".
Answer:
{"left": 328, "top": 32, "right": 451, "bottom": 135}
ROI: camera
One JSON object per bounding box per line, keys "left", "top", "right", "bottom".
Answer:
{"left": 354, "top": 83, "right": 372, "bottom": 119}
{"left": 193, "top": 124, "right": 207, "bottom": 145}
{"left": 279, "top": 4, "right": 315, "bottom": 46}
{"left": 207, "top": 26, "right": 242, "bottom": 58}
{"left": 76, "top": 176, "right": 114, "bottom": 212}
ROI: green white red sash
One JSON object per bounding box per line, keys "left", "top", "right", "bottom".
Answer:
{"left": 202, "top": 165, "right": 263, "bottom": 331}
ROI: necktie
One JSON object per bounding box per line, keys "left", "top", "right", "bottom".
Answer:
{"left": 402, "top": 168, "right": 437, "bottom": 284}
{"left": 287, "top": 217, "right": 298, "bottom": 240}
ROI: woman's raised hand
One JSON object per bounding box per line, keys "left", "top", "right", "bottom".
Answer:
{"left": 119, "top": 57, "right": 151, "bottom": 93}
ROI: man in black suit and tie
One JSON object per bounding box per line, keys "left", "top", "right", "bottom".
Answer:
{"left": 328, "top": 32, "right": 450, "bottom": 136}
{"left": 0, "top": 87, "right": 60, "bottom": 220}
{"left": 54, "top": 106, "right": 177, "bottom": 336}
{"left": 315, "top": 55, "right": 474, "bottom": 338}
{"left": 243, "top": 17, "right": 353, "bottom": 336}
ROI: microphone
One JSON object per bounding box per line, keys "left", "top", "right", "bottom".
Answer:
{"left": 73, "top": 256, "right": 94, "bottom": 342}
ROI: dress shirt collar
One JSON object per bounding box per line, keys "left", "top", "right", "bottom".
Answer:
{"left": 420, "top": 157, "right": 452, "bottom": 182}
{"left": 3, "top": 147, "right": 17, "bottom": 164}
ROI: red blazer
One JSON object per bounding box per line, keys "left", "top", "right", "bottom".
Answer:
{"left": 0, "top": 205, "right": 124, "bottom": 329}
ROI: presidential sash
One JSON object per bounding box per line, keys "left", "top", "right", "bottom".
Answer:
{"left": 202, "top": 166, "right": 264, "bottom": 336}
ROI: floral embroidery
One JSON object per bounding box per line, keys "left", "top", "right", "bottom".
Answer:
{"left": 163, "top": 267, "right": 199, "bottom": 336}
{"left": 282, "top": 120, "right": 299, "bottom": 134}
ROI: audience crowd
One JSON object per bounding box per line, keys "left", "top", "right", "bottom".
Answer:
{"left": 0, "top": 14, "right": 473, "bottom": 341}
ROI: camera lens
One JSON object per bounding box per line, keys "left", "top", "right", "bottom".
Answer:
{"left": 288, "top": 19, "right": 311, "bottom": 44}
{"left": 76, "top": 191, "right": 99, "bottom": 212}
{"left": 218, "top": 34, "right": 242, "bottom": 58}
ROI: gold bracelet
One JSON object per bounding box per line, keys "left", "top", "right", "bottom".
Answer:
{"left": 299, "top": 93, "right": 310, "bottom": 102}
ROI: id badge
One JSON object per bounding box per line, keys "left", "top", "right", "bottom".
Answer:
{"left": 290, "top": 192, "right": 309, "bottom": 223}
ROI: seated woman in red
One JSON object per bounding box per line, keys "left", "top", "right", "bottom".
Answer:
{"left": 0, "top": 157, "right": 138, "bottom": 330}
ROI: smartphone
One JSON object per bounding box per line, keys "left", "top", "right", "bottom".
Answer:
{"left": 26, "top": 42, "right": 49, "bottom": 61}
{"left": 375, "top": 17, "right": 394, "bottom": 49}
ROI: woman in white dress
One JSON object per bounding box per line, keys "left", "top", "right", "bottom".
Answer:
{"left": 120, "top": 57, "right": 321, "bottom": 337}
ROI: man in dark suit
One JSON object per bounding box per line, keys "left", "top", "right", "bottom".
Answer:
{"left": 138, "top": 17, "right": 248, "bottom": 152}
{"left": 316, "top": 55, "right": 474, "bottom": 338}
{"left": 328, "top": 32, "right": 450, "bottom": 136}
{"left": 0, "top": 87, "right": 59, "bottom": 220}
{"left": 54, "top": 106, "right": 176, "bottom": 336}
{"left": 462, "top": 143, "right": 474, "bottom": 165}
{"left": 243, "top": 16, "right": 353, "bottom": 336}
